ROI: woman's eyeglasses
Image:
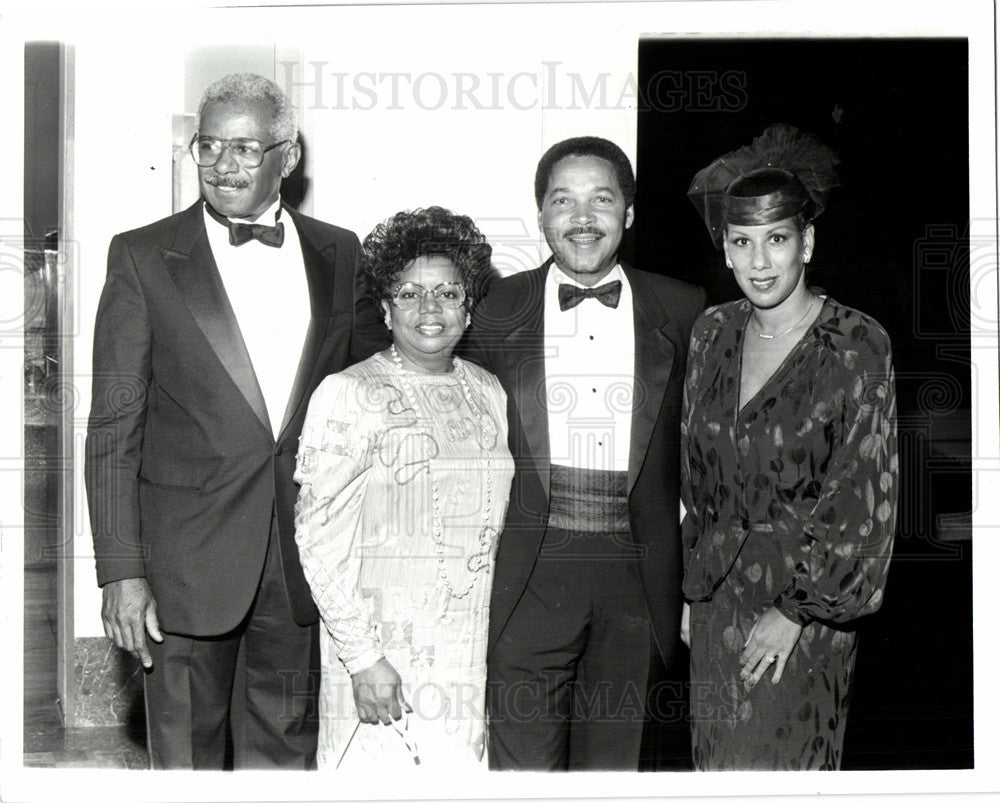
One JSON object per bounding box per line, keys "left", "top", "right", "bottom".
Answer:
{"left": 390, "top": 282, "right": 466, "bottom": 310}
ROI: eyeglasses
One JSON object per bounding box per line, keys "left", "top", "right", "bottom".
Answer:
{"left": 390, "top": 282, "right": 466, "bottom": 310}
{"left": 189, "top": 135, "right": 290, "bottom": 168}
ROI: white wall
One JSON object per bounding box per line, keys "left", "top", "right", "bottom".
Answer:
{"left": 296, "top": 3, "right": 637, "bottom": 273}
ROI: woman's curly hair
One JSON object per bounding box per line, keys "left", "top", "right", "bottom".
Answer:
{"left": 362, "top": 206, "right": 495, "bottom": 311}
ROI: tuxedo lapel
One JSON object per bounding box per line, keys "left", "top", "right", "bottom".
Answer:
{"left": 275, "top": 207, "right": 336, "bottom": 439}
{"left": 504, "top": 268, "right": 551, "bottom": 497}
{"left": 162, "top": 204, "right": 271, "bottom": 436}
{"left": 514, "top": 323, "right": 551, "bottom": 498}
{"left": 627, "top": 268, "right": 676, "bottom": 493}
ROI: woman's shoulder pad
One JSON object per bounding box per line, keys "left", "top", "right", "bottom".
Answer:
{"left": 693, "top": 299, "right": 745, "bottom": 330}
{"left": 315, "top": 355, "right": 384, "bottom": 392}
{"left": 822, "top": 298, "right": 894, "bottom": 353}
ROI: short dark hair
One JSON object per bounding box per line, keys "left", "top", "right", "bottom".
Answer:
{"left": 362, "top": 207, "right": 493, "bottom": 310}
{"left": 534, "top": 136, "right": 636, "bottom": 209}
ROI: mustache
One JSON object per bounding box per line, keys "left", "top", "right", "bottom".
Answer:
{"left": 203, "top": 175, "right": 250, "bottom": 189}
{"left": 564, "top": 227, "right": 604, "bottom": 237}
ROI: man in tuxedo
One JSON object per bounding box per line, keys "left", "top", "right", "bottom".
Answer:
{"left": 468, "top": 136, "right": 706, "bottom": 770}
{"left": 84, "top": 73, "right": 387, "bottom": 769}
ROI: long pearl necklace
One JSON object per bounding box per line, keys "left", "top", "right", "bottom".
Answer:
{"left": 749, "top": 295, "right": 818, "bottom": 340}
{"left": 389, "top": 344, "right": 497, "bottom": 601}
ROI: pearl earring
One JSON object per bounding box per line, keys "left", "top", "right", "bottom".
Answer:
{"left": 725, "top": 258, "right": 734, "bottom": 268}
{"left": 384, "top": 313, "right": 393, "bottom": 330}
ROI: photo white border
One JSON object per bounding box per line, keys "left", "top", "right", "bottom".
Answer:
{"left": 1, "top": 1, "right": 996, "bottom": 800}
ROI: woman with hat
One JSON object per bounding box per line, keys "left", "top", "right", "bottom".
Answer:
{"left": 680, "top": 125, "right": 898, "bottom": 769}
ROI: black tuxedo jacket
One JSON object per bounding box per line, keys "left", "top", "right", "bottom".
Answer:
{"left": 85, "top": 200, "right": 388, "bottom": 636}
{"left": 467, "top": 261, "right": 706, "bottom": 669}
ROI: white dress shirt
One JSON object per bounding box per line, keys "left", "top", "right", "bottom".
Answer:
{"left": 204, "top": 198, "right": 310, "bottom": 436}
{"left": 543, "top": 263, "right": 635, "bottom": 472}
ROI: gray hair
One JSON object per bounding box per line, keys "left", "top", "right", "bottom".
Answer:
{"left": 196, "top": 73, "right": 298, "bottom": 143}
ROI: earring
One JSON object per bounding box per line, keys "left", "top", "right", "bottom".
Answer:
{"left": 725, "top": 258, "right": 734, "bottom": 269}
{"left": 465, "top": 312, "right": 472, "bottom": 327}
{"left": 803, "top": 252, "right": 812, "bottom": 263}
{"left": 384, "top": 312, "right": 393, "bottom": 330}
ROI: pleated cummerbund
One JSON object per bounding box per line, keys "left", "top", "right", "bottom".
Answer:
{"left": 546, "top": 464, "right": 630, "bottom": 534}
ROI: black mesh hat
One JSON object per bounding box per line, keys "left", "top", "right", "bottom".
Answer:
{"left": 687, "top": 124, "right": 840, "bottom": 248}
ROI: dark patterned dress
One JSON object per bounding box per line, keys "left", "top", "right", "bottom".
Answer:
{"left": 681, "top": 296, "right": 898, "bottom": 770}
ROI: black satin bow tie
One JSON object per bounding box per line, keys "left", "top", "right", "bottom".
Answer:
{"left": 205, "top": 203, "right": 285, "bottom": 248}
{"left": 558, "top": 280, "right": 622, "bottom": 311}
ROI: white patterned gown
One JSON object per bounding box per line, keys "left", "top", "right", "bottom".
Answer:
{"left": 294, "top": 353, "right": 514, "bottom": 769}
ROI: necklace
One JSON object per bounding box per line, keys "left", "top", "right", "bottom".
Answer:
{"left": 749, "top": 296, "right": 819, "bottom": 340}
{"left": 388, "top": 344, "right": 497, "bottom": 601}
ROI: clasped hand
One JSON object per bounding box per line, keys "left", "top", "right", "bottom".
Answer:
{"left": 352, "top": 658, "right": 412, "bottom": 725}
{"left": 738, "top": 606, "right": 803, "bottom": 689}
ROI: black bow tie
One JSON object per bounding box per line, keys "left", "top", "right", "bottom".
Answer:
{"left": 205, "top": 203, "right": 284, "bottom": 248}
{"left": 558, "top": 280, "right": 622, "bottom": 311}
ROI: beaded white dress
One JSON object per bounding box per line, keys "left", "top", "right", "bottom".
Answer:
{"left": 294, "top": 352, "right": 514, "bottom": 769}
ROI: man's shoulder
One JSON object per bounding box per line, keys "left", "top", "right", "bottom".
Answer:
{"left": 114, "top": 203, "right": 361, "bottom": 245}
{"left": 114, "top": 203, "right": 201, "bottom": 244}
{"left": 285, "top": 207, "right": 361, "bottom": 250}
{"left": 492, "top": 265, "right": 546, "bottom": 289}
{"left": 479, "top": 265, "right": 546, "bottom": 308}
{"left": 624, "top": 265, "right": 705, "bottom": 304}
{"left": 623, "top": 265, "right": 709, "bottom": 332}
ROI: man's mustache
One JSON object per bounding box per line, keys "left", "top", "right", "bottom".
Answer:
{"left": 564, "top": 227, "right": 604, "bottom": 238}
{"left": 204, "top": 176, "right": 250, "bottom": 189}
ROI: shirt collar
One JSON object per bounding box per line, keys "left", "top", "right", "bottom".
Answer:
{"left": 548, "top": 262, "right": 624, "bottom": 289}
{"left": 222, "top": 196, "right": 283, "bottom": 225}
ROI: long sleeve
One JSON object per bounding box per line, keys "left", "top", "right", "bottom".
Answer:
{"left": 680, "top": 308, "right": 747, "bottom": 594}
{"left": 679, "top": 340, "right": 699, "bottom": 563}
{"left": 84, "top": 234, "right": 151, "bottom": 586}
{"left": 773, "top": 327, "right": 898, "bottom": 626}
{"left": 294, "top": 374, "right": 383, "bottom": 675}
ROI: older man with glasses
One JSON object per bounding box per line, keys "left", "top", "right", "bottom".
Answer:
{"left": 85, "top": 72, "right": 387, "bottom": 769}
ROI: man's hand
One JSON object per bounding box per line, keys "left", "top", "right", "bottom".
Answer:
{"left": 738, "top": 606, "right": 803, "bottom": 689}
{"left": 102, "top": 577, "right": 163, "bottom": 669}
{"left": 351, "top": 658, "right": 411, "bottom": 725}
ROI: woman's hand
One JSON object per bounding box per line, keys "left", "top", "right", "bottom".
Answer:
{"left": 739, "top": 606, "right": 803, "bottom": 689}
{"left": 680, "top": 602, "right": 691, "bottom": 648}
{"left": 351, "top": 658, "right": 411, "bottom": 725}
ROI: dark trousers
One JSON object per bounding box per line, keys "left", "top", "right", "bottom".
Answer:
{"left": 143, "top": 514, "right": 320, "bottom": 769}
{"left": 487, "top": 524, "right": 652, "bottom": 770}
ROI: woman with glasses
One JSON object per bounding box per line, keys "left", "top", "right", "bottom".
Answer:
{"left": 294, "top": 206, "right": 513, "bottom": 769}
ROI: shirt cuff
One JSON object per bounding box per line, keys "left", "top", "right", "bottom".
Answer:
{"left": 343, "top": 647, "right": 384, "bottom": 677}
